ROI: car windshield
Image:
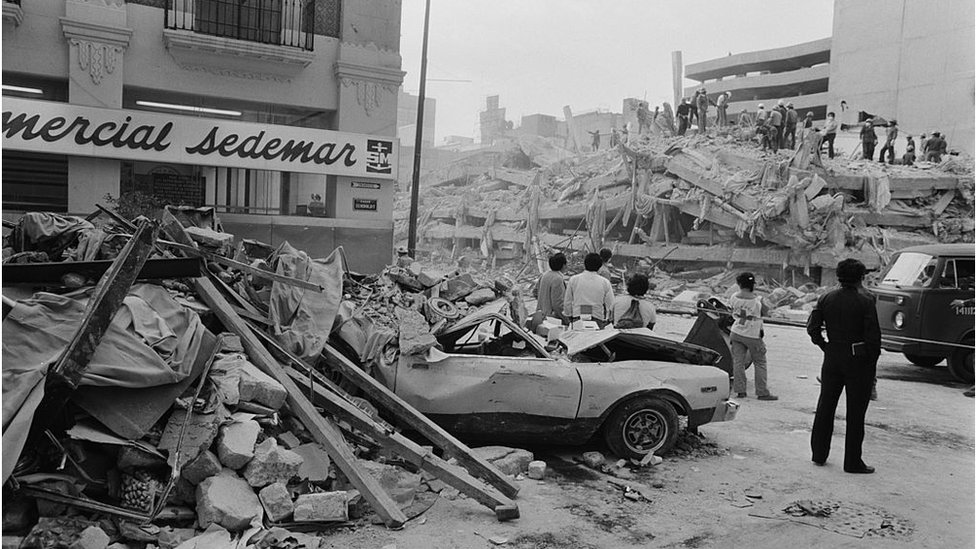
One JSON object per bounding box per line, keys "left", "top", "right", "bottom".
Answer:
{"left": 881, "top": 252, "right": 937, "bottom": 287}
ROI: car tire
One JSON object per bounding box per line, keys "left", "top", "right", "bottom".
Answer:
{"left": 947, "top": 336, "right": 975, "bottom": 385}
{"left": 904, "top": 353, "right": 944, "bottom": 368}
{"left": 603, "top": 396, "right": 679, "bottom": 460}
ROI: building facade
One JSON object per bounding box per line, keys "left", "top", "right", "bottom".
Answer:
{"left": 682, "top": 38, "right": 831, "bottom": 122}
{"left": 2, "top": 0, "right": 404, "bottom": 272}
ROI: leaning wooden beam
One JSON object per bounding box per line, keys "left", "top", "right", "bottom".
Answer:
{"left": 193, "top": 277, "right": 409, "bottom": 528}
{"left": 287, "top": 369, "right": 520, "bottom": 521}
{"left": 321, "top": 343, "right": 521, "bottom": 500}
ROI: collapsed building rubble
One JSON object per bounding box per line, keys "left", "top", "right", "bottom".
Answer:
{"left": 1, "top": 207, "right": 521, "bottom": 548}
{"left": 396, "top": 128, "right": 974, "bottom": 287}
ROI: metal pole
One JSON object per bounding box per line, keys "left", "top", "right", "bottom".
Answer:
{"left": 407, "top": 0, "right": 432, "bottom": 258}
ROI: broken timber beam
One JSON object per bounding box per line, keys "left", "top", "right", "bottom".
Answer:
{"left": 321, "top": 343, "right": 521, "bottom": 500}
{"left": 193, "top": 277, "right": 409, "bottom": 528}
{"left": 287, "top": 369, "right": 519, "bottom": 521}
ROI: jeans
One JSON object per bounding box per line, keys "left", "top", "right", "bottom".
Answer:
{"left": 730, "top": 332, "right": 770, "bottom": 396}
{"left": 879, "top": 141, "right": 895, "bottom": 163}
{"left": 824, "top": 132, "right": 836, "bottom": 158}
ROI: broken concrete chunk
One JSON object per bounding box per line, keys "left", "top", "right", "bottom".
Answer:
{"left": 293, "top": 492, "right": 349, "bottom": 522}
{"left": 358, "top": 460, "right": 422, "bottom": 508}
{"left": 396, "top": 307, "right": 437, "bottom": 356}
{"left": 158, "top": 408, "right": 226, "bottom": 468}
{"left": 465, "top": 288, "right": 497, "bottom": 306}
{"left": 211, "top": 356, "right": 287, "bottom": 410}
{"left": 472, "top": 446, "right": 534, "bottom": 475}
{"left": 196, "top": 470, "right": 263, "bottom": 532}
{"left": 527, "top": 460, "right": 547, "bottom": 480}
{"left": 277, "top": 432, "right": 302, "bottom": 450}
{"left": 216, "top": 420, "right": 260, "bottom": 470}
{"left": 441, "top": 273, "right": 477, "bottom": 301}
{"left": 68, "top": 526, "right": 110, "bottom": 549}
{"left": 242, "top": 438, "right": 303, "bottom": 488}
{"left": 292, "top": 443, "right": 332, "bottom": 482}
{"left": 185, "top": 226, "right": 234, "bottom": 252}
{"left": 258, "top": 483, "right": 295, "bottom": 523}
{"left": 582, "top": 451, "right": 605, "bottom": 468}
{"left": 182, "top": 450, "right": 222, "bottom": 485}
{"left": 155, "top": 527, "right": 196, "bottom": 549}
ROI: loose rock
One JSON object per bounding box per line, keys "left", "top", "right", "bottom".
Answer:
{"left": 216, "top": 420, "right": 260, "bottom": 470}
{"left": 292, "top": 443, "right": 332, "bottom": 482}
{"left": 258, "top": 483, "right": 295, "bottom": 523}
{"left": 527, "top": 460, "right": 547, "bottom": 480}
{"left": 293, "top": 492, "right": 349, "bottom": 522}
{"left": 182, "top": 450, "right": 221, "bottom": 485}
{"left": 68, "top": 526, "right": 109, "bottom": 549}
{"left": 582, "top": 451, "right": 605, "bottom": 468}
{"left": 242, "top": 438, "right": 303, "bottom": 488}
{"left": 196, "top": 470, "right": 263, "bottom": 532}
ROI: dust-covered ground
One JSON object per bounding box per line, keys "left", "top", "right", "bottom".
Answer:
{"left": 318, "top": 314, "right": 975, "bottom": 549}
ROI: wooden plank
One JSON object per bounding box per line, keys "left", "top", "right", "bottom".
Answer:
{"left": 287, "top": 369, "right": 519, "bottom": 521}
{"left": 321, "top": 343, "right": 521, "bottom": 500}
{"left": 931, "top": 190, "right": 956, "bottom": 216}
{"left": 193, "top": 277, "right": 408, "bottom": 528}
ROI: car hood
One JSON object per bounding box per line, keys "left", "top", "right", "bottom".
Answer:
{"left": 559, "top": 327, "right": 721, "bottom": 365}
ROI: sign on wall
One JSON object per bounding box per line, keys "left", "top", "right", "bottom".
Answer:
{"left": 1, "top": 98, "right": 399, "bottom": 179}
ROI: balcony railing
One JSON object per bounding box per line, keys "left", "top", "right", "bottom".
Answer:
{"left": 167, "top": 0, "right": 315, "bottom": 51}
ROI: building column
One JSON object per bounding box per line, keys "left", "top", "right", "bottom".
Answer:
{"left": 60, "top": 0, "right": 132, "bottom": 214}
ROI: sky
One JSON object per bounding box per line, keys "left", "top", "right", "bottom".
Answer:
{"left": 399, "top": 0, "right": 835, "bottom": 144}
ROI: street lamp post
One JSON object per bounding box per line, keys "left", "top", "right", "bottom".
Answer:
{"left": 406, "top": 0, "right": 431, "bottom": 258}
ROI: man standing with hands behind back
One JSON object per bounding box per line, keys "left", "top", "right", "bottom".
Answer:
{"left": 807, "top": 259, "right": 881, "bottom": 474}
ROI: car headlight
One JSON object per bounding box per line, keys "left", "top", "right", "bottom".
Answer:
{"left": 893, "top": 311, "right": 905, "bottom": 329}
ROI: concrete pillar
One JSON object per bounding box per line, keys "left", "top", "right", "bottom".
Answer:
{"left": 671, "top": 51, "right": 683, "bottom": 108}
{"left": 60, "top": 0, "right": 132, "bottom": 213}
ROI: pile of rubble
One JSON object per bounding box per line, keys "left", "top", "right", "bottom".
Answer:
{"left": 396, "top": 125, "right": 974, "bottom": 280}
{"left": 2, "top": 207, "right": 521, "bottom": 548}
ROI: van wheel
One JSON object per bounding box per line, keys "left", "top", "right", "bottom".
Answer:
{"left": 603, "top": 397, "right": 679, "bottom": 460}
{"left": 904, "top": 353, "right": 944, "bottom": 368}
{"left": 947, "top": 338, "right": 974, "bottom": 384}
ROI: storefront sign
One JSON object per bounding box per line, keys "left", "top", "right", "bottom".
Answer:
{"left": 353, "top": 198, "right": 378, "bottom": 211}
{"left": 1, "top": 98, "right": 398, "bottom": 179}
{"left": 351, "top": 181, "right": 382, "bottom": 190}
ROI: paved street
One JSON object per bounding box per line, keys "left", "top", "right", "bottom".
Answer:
{"left": 324, "top": 313, "right": 975, "bottom": 549}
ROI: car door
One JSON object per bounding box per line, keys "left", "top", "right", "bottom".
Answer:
{"left": 922, "top": 256, "right": 976, "bottom": 344}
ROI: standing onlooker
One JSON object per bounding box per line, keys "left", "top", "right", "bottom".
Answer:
{"left": 755, "top": 104, "right": 768, "bottom": 127}
{"left": 695, "top": 89, "right": 711, "bottom": 133}
{"left": 589, "top": 130, "right": 601, "bottom": 151}
{"left": 768, "top": 106, "right": 783, "bottom": 153}
{"left": 822, "top": 112, "right": 838, "bottom": 159}
{"left": 597, "top": 247, "right": 614, "bottom": 281}
{"left": 729, "top": 272, "right": 778, "bottom": 401}
{"left": 878, "top": 119, "right": 898, "bottom": 164}
{"left": 535, "top": 253, "right": 567, "bottom": 322}
{"left": 807, "top": 259, "right": 881, "bottom": 474}
{"left": 919, "top": 133, "right": 928, "bottom": 157}
{"left": 937, "top": 132, "right": 948, "bottom": 158}
{"left": 563, "top": 252, "right": 615, "bottom": 328}
{"left": 784, "top": 103, "right": 799, "bottom": 149}
{"left": 676, "top": 99, "right": 691, "bottom": 136}
{"left": 612, "top": 273, "right": 657, "bottom": 330}
{"left": 903, "top": 135, "right": 916, "bottom": 166}
{"left": 860, "top": 120, "right": 878, "bottom": 161}
{"left": 689, "top": 97, "right": 699, "bottom": 128}
{"left": 758, "top": 118, "right": 775, "bottom": 152}
{"left": 716, "top": 91, "right": 731, "bottom": 127}
{"left": 636, "top": 102, "right": 651, "bottom": 135}
{"left": 925, "top": 132, "right": 942, "bottom": 162}
{"left": 609, "top": 127, "right": 619, "bottom": 148}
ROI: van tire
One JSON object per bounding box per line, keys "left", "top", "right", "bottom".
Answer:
{"left": 947, "top": 336, "right": 974, "bottom": 384}
{"left": 904, "top": 353, "right": 943, "bottom": 368}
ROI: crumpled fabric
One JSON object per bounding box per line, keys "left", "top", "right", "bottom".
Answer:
{"left": 2, "top": 283, "right": 204, "bottom": 482}
{"left": 269, "top": 243, "right": 344, "bottom": 361}
{"left": 10, "top": 212, "right": 97, "bottom": 261}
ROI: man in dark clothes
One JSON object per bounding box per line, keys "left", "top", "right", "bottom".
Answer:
{"left": 695, "top": 89, "right": 710, "bottom": 133}
{"left": 878, "top": 119, "right": 898, "bottom": 164}
{"left": 589, "top": 130, "right": 601, "bottom": 150}
{"left": 676, "top": 99, "right": 691, "bottom": 136}
{"left": 903, "top": 134, "right": 916, "bottom": 166}
{"left": 822, "top": 112, "right": 838, "bottom": 159}
{"left": 807, "top": 259, "right": 881, "bottom": 474}
{"left": 783, "top": 103, "right": 798, "bottom": 149}
{"left": 860, "top": 121, "right": 878, "bottom": 161}
{"left": 925, "top": 132, "right": 943, "bottom": 162}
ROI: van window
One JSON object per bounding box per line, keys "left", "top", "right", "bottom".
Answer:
{"left": 881, "top": 252, "right": 937, "bottom": 287}
{"left": 939, "top": 259, "right": 976, "bottom": 290}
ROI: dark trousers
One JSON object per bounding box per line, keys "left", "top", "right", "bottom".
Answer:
{"left": 677, "top": 116, "right": 688, "bottom": 136}
{"left": 810, "top": 344, "right": 876, "bottom": 468}
{"left": 770, "top": 126, "right": 781, "bottom": 152}
{"left": 783, "top": 124, "right": 796, "bottom": 149}
{"left": 879, "top": 141, "right": 895, "bottom": 163}
{"left": 824, "top": 133, "right": 836, "bottom": 158}
{"left": 862, "top": 141, "right": 876, "bottom": 161}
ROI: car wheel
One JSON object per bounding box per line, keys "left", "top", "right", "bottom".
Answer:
{"left": 603, "top": 397, "right": 679, "bottom": 459}
{"left": 904, "top": 353, "right": 944, "bottom": 368}
{"left": 947, "top": 337, "right": 974, "bottom": 385}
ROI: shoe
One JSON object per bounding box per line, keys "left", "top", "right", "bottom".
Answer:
{"left": 844, "top": 465, "right": 875, "bottom": 474}
{"left": 812, "top": 460, "right": 826, "bottom": 466}
{"left": 736, "top": 393, "right": 747, "bottom": 398}
{"left": 757, "top": 394, "right": 779, "bottom": 401}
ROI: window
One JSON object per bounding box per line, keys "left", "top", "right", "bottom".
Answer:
{"left": 939, "top": 258, "right": 976, "bottom": 290}
{"left": 167, "top": 0, "right": 314, "bottom": 50}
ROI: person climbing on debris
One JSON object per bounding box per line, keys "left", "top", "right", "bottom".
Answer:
{"left": 925, "top": 132, "right": 943, "bottom": 162}
{"left": 598, "top": 247, "right": 614, "bottom": 281}
{"left": 610, "top": 127, "right": 619, "bottom": 147}
{"left": 729, "top": 272, "right": 778, "bottom": 401}
{"left": 636, "top": 102, "right": 651, "bottom": 135}
{"left": 878, "top": 119, "right": 898, "bottom": 164}
{"left": 758, "top": 117, "right": 776, "bottom": 152}
{"left": 676, "top": 99, "right": 692, "bottom": 136}
{"left": 903, "top": 134, "right": 916, "bottom": 166}
{"left": 822, "top": 112, "right": 838, "bottom": 159}
{"left": 860, "top": 120, "right": 878, "bottom": 161}
{"left": 695, "top": 89, "right": 712, "bottom": 133}
{"left": 716, "top": 91, "right": 731, "bottom": 127}
{"left": 612, "top": 273, "right": 657, "bottom": 330}
{"left": 784, "top": 103, "right": 799, "bottom": 149}
{"left": 755, "top": 103, "right": 768, "bottom": 126}
{"left": 807, "top": 258, "right": 881, "bottom": 474}
{"left": 768, "top": 104, "right": 783, "bottom": 152}
{"left": 563, "top": 252, "right": 615, "bottom": 328}
{"left": 589, "top": 130, "right": 601, "bottom": 151}
{"left": 937, "top": 132, "right": 948, "bottom": 158}
{"left": 535, "top": 252, "right": 567, "bottom": 324}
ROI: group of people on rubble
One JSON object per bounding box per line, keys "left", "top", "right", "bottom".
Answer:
{"left": 534, "top": 250, "right": 882, "bottom": 474}
{"left": 752, "top": 100, "right": 816, "bottom": 153}
{"left": 676, "top": 88, "right": 734, "bottom": 136}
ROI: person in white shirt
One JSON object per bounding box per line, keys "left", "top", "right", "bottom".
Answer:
{"left": 728, "top": 272, "right": 778, "bottom": 401}
{"left": 612, "top": 273, "right": 657, "bottom": 329}
{"left": 563, "top": 252, "right": 614, "bottom": 327}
